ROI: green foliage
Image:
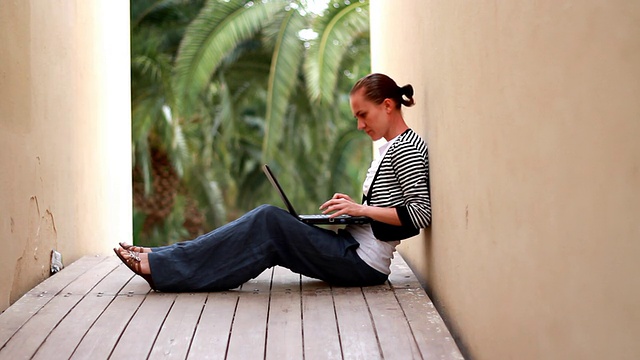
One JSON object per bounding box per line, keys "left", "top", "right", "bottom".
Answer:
{"left": 173, "top": 0, "right": 285, "bottom": 117}
{"left": 304, "top": 0, "right": 370, "bottom": 104}
{"left": 131, "top": 0, "right": 372, "bottom": 245}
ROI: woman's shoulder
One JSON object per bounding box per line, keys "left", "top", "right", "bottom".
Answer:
{"left": 392, "top": 129, "right": 428, "bottom": 152}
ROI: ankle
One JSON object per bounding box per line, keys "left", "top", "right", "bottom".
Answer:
{"left": 139, "top": 253, "right": 151, "bottom": 274}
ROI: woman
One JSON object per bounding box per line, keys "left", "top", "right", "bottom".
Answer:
{"left": 115, "top": 73, "right": 431, "bottom": 291}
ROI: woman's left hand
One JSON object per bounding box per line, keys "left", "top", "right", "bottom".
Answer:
{"left": 320, "top": 193, "right": 365, "bottom": 217}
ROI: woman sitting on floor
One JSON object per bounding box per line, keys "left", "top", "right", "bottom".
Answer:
{"left": 115, "top": 73, "right": 432, "bottom": 292}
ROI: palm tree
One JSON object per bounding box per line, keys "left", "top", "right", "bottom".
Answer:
{"left": 131, "top": 0, "right": 214, "bottom": 245}
{"left": 174, "top": 0, "right": 372, "bottom": 204}
{"left": 131, "top": 0, "right": 372, "bottom": 246}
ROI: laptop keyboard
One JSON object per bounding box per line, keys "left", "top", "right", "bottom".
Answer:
{"left": 303, "top": 214, "right": 351, "bottom": 219}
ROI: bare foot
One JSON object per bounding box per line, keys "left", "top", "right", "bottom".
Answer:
{"left": 113, "top": 247, "right": 155, "bottom": 289}
{"left": 119, "top": 242, "right": 152, "bottom": 253}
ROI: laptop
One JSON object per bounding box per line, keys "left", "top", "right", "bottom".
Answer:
{"left": 262, "top": 164, "right": 371, "bottom": 225}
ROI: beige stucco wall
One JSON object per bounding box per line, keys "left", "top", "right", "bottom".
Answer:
{"left": 0, "top": 0, "right": 131, "bottom": 312}
{"left": 371, "top": 1, "right": 640, "bottom": 359}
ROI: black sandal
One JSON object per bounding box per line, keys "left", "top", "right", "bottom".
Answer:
{"left": 113, "top": 248, "right": 156, "bottom": 290}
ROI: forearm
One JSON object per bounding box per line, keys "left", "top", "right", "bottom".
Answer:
{"left": 321, "top": 194, "right": 403, "bottom": 226}
{"left": 361, "top": 205, "right": 402, "bottom": 226}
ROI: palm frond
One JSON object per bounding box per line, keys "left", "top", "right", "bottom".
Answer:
{"left": 262, "top": 9, "right": 307, "bottom": 163}
{"left": 304, "top": 1, "right": 369, "bottom": 104}
{"left": 327, "top": 126, "right": 371, "bottom": 196}
{"left": 172, "top": 0, "right": 284, "bottom": 117}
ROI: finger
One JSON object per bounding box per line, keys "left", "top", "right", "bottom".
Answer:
{"left": 320, "top": 201, "right": 335, "bottom": 213}
{"left": 324, "top": 203, "right": 340, "bottom": 215}
{"left": 328, "top": 208, "right": 343, "bottom": 218}
{"left": 320, "top": 199, "right": 335, "bottom": 210}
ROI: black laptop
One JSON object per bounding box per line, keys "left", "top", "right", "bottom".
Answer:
{"left": 262, "top": 164, "right": 371, "bottom": 225}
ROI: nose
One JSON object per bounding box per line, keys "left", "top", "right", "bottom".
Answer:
{"left": 357, "top": 118, "right": 365, "bottom": 130}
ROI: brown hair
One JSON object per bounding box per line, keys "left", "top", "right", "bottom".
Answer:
{"left": 350, "top": 73, "right": 415, "bottom": 109}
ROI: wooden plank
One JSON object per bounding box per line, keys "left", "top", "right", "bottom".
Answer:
{"left": 269, "top": 266, "right": 300, "bottom": 293}
{"left": 363, "top": 285, "right": 423, "bottom": 359}
{"left": 301, "top": 276, "right": 342, "bottom": 360}
{"left": 187, "top": 292, "right": 239, "bottom": 360}
{"left": 148, "top": 292, "right": 208, "bottom": 359}
{"left": 265, "top": 266, "right": 302, "bottom": 360}
{"left": 332, "top": 286, "right": 382, "bottom": 359}
{"left": 111, "top": 292, "right": 177, "bottom": 359}
{"left": 391, "top": 253, "right": 464, "bottom": 359}
{"left": 0, "top": 257, "right": 120, "bottom": 359}
{"left": 225, "top": 268, "right": 272, "bottom": 360}
{"left": 0, "top": 255, "right": 108, "bottom": 348}
{"left": 241, "top": 267, "right": 273, "bottom": 294}
{"left": 69, "top": 269, "right": 148, "bottom": 360}
{"left": 0, "top": 253, "right": 465, "bottom": 360}
{"left": 1, "top": 294, "right": 90, "bottom": 360}
{"left": 61, "top": 256, "right": 123, "bottom": 295}
{"left": 394, "top": 289, "right": 463, "bottom": 360}
{"left": 388, "top": 253, "right": 422, "bottom": 290}
{"left": 117, "top": 272, "right": 153, "bottom": 296}
{"left": 31, "top": 264, "right": 135, "bottom": 360}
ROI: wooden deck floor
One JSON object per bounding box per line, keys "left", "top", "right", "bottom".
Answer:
{"left": 0, "top": 253, "right": 463, "bottom": 360}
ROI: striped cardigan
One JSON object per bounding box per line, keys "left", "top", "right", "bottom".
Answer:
{"left": 363, "top": 129, "right": 432, "bottom": 241}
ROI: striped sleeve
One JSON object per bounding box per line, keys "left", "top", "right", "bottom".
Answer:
{"left": 391, "top": 136, "right": 431, "bottom": 228}
{"left": 372, "top": 130, "right": 432, "bottom": 228}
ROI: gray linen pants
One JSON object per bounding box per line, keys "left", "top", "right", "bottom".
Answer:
{"left": 147, "top": 204, "right": 387, "bottom": 292}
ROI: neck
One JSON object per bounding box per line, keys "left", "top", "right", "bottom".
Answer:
{"left": 383, "top": 117, "right": 409, "bottom": 141}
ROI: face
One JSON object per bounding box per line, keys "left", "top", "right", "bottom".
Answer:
{"left": 349, "top": 88, "right": 391, "bottom": 141}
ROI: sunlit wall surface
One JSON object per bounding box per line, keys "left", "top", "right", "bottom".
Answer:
{"left": 0, "top": 1, "right": 131, "bottom": 312}
{"left": 371, "top": 1, "right": 640, "bottom": 359}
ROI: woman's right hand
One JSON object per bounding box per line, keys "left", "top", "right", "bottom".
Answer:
{"left": 320, "top": 193, "right": 362, "bottom": 217}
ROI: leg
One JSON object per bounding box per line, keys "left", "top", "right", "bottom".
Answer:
{"left": 148, "top": 205, "right": 386, "bottom": 292}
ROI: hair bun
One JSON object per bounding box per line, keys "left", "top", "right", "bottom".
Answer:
{"left": 399, "top": 84, "right": 415, "bottom": 107}
{"left": 400, "top": 84, "right": 414, "bottom": 98}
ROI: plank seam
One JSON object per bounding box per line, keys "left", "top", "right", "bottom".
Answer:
{"left": 361, "top": 287, "right": 385, "bottom": 359}
{"left": 0, "top": 255, "right": 112, "bottom": 352}
{"left": 146, "top": 294, "right": 178, "bottom": 359}
{"left": 223, "top": 292, "right": 241, "bottom": 360}
{"left": 185, "top": 292, "right": 209, "bottom": 359}
{"left": 298, "top": 274, "right": 305, "bottom": 360}
{"left": 263, "top": 268, "right": 275, "bottom": 360}
{"left": 390, "top": 283, "right": 425, "bottom": 360}
{"left": 329, "top": 286, "right": 345, "bottom": 359}
{"left": 66, "top": 266, "right": 135, "bottom": 359}
{"left": 107, "top": 278, "right": 152, "bottom": 359}
{"left": 22, "top": 259, "right": 121, "bottom": 359}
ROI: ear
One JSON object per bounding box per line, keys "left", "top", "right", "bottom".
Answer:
{"left": 383, "top": 98, "right": 394, "bottom": 113}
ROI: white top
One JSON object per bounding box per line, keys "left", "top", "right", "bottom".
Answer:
{"left": 345, "top": 137, "right": 400, "bottom": 275}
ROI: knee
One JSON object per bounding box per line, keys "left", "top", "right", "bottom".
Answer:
{"left": 254, "top": 204, "right": 285, "bottom": 218}
{"left": 250, "top": 204, "right": 295, "bottom": 227}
